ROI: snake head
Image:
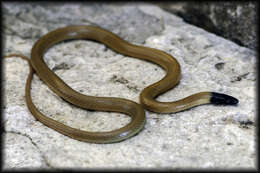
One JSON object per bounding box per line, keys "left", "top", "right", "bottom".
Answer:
{"left": 210, "top": 92, "right": 239, "bottom": 105}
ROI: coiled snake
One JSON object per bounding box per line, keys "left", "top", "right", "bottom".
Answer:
{"left": 4, "top": 25, "right": 238, "bottom": 143}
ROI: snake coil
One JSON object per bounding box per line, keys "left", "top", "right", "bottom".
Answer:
{"left": 4, "top": 26, "right": 238, "bottom": 143}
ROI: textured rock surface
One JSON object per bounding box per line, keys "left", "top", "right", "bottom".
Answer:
{"left": 157, "top": 2, "right": 257, "bottom": 50}
{"left": 2, "top": 2, "right": 256, "bottom": 169}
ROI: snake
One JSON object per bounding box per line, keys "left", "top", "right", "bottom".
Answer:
{"left": 4, "top": 25, "right": 239, "bottom": 143}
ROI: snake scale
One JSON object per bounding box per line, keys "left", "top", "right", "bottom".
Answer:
{"left": 4, "top": 25, "right": 238, "bottom": 143}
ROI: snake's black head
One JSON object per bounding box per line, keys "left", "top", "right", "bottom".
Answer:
{"left": 210, "top": 92, "right": 239, "bottom": 105}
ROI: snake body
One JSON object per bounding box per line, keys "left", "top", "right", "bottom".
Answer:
{"left": 4, "top": 25, "right": 238, "bottom": 143}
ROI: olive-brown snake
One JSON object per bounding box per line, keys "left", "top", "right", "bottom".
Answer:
{"left": 4, "top": 25, "right": 238, "bottom": 143}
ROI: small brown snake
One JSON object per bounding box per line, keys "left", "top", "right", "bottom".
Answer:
{"left": 4, "top": 25, "right": 238, "bottom": 143}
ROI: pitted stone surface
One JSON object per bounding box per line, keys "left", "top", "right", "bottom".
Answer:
{"left": 3, "top": 2, "right": 256, "bottom": 169}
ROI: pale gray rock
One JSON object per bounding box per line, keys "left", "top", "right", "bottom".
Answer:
{"left": 2, "top": 2, "right": 256, "bottom": 170}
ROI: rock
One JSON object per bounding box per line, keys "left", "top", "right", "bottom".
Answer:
{"left": 3, "top": 130, "right": 48, "bottom": 169}
{"left": 157, "top": 2, "right": 257, "bottom": 50}
{"left": 2, "top": 2, "right": 256, "bottom": 169}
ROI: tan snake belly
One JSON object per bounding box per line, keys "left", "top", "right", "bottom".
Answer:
{"left": 4, "top": 25, "right": 238, "bottom": 143}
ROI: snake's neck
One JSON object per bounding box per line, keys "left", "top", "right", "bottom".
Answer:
{"left": 140, "top": 91, "right": 239, "bottom": 113}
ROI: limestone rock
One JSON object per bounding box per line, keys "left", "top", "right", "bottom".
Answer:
{"left": 3, "top": 2, "right": 256, "bottom": 169}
